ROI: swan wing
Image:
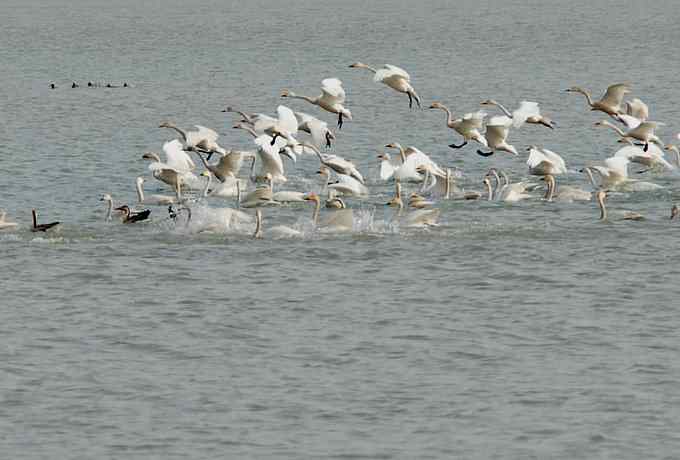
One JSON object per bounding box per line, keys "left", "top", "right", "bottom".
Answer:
{"left": 626, "top": 98, "right": 649, "bottom": 120}
{"left": 254, "top": 135, "right": 285, "bottom": 176}
{"left": 276, "top": 105, "right": 298, "bottom": 135}
{"left": 329, "top": 174, "right": 368, "bottom": 196}
{"left": 252, "top": 114, "right": 278, "bottom": 133}
{"left": 614, "top": 145, "right": 646, "bottom": 160}
{"left": 404, "top": 147, "right": 446, "bottom": 177}
{"left": 617, "top": 114, "right": 642, "bottom": 130}
{"left": 307, "top": 118, "right": 328, "bottom": 148}
{"left": 540, "top": 148, "right": 567, "bottom": 174}
{"left": 512, "top": 101, "right": 540, "bottom": 128}
{"left": 379, "top": 159, "right": 396, "bottom": 181}
{"left": 163, "top": 139, "right": 195, "bottom": 172}
{"left": 321, "top": 78, "right": 346, "bottom": 102}
{"left": 460, "top": 111, "right": 487, "bottom": 130}
{"left": 383, "top": 64, "right": 410, "bottom": 80}
{"left": 484, "top": 125, "right": 507, "bottom": 147}
{"left": 600, "top": 83, "right": 630, "bottom": 107}
{"left": 604, "top": 156, "right": 629, "bottom": 178}
{"left": 194, "top": 125, "right": 219, "bottom": 143}
{"left": 527, "top": 147, "right": 547, "bottom": 169}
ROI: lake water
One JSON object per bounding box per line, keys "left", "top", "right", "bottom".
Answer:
{"left": 1, "top": 0, "right": 680, "bottom": 458}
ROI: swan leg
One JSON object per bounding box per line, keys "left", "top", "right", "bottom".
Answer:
{"left": 407, "top": 92, "right": 413, "bottom": 109}
{"left": 448, "top": 141, "right": 467, "bottom": 149}
{"left": 476, "top": 149, "right": 494, "bottom": 157}
{"left": 337, "top": 112, "right": 343, "bottom": 129}
{"left": 270, "top": 133, "right": 280, "bottom": 145}
{"left": 643, "top": 142, "right": 649, "bottom": 152}
{"left": 325, "top": 132, "right": 332, "bottom": 148}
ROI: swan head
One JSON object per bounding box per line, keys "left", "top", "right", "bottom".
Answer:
{"left": 348, "top": 62, "right": 368, "bottom": 69}
{"left": 280, "top": 89, "right": 290, "bottom": 98}
{"left": 429, "top": 102, "right": 445, "bottom": 110}
{"left": 385, "top": 196, "right": 403, "bottom": 208}
{"left": 303, "top": 192, "right": 321, "bottom": 204}
{"left": 142, "top": 152, "right": 161, "bottom": 162}
{"left": 377, "top": 152, "right": 390, "bottom": 161}
{"left": 158, "top": 121, "right": 175, "bottom": 129}
{"left": 593, "top": 120, "right": 611, "bottom": 128}
{"left": 664, "top": 144, "right": 679, "bottom": 153}
{"left": 200, "top": 170, "right": 211, "bottom": 178}
{"left": 564, "top": 86, "right": 584, "bottom": 93}
{"left": 385, "top": 142, "right": 402, "bottom": 150}
{"left": 480, "top": 99, "right": 498, "bottom": 106}
{"left": 672, "top": 205, "right": 679, "bottom": 220}
{"left": 100, "top": 193, "right": 112, "bottom": 202}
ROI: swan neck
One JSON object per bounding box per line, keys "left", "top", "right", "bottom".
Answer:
{"left": 253, "top": 209, "right": 263, "bottom": 238}
{"left": 445, "top": 169, "right": 451, "bottom": 199}
{"left": 312, "top": 199, "right": 320, "bottom": 225}
{"left": 439, "top": 105, "right": 455, "bottom": 126}
{"left": 597, "top": 193, "right": 607, "bottom": 220}
{"left": 105, "top": 200, "right": 112, "bottom": 221}
{"left": 290, "top": 92, "right": 316, "bottom": 104}
{"left": 32, "top": 209, "right": 37, "bottom": 228}
{"left": 169, "top": 125, "right": 187, "bottom": 142}
{"left": 495, "top": 101, "right": 513, "bottom": 118}
{"left": 583, "top": 167, "right": 598, "bottom": 189}
{"left": 576, "top": 88, "right": 594, "bottom": 106}
{"left": 544, "top": 175, "right": 555, "bottom": 201}
{"left": 136, "top": 180, "right": 144, "bottom": 202}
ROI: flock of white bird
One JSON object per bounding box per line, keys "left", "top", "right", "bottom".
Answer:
{"left": 4, "top": 67, "right": 680, "bottom": 236}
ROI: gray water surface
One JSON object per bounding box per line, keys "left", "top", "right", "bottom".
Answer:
{"left": 2, "top": 1, "right": 680, "bottom": 458}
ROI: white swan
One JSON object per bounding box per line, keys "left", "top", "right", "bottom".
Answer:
{"left": 595, "top": 189, "right": 644, "bottom": 221}
{"left": 159, "top": 122, "right": 226, "bottom": 159}
{"left": 100, "top": 193, "right": 114, "bottom": 221}
{"left": 480, "top": 99, "right": 554, "bottom": 129}
{"left": 429, "top": 102, "right": 487, "bottom": 149}
{"left": 565, "top": 83, "right": 630, "bottom": 119}
{"left": 614, "top": 142, "right": 674, "bottom": 171}
{"left": 327, "top": 173, "right": 369, "bottom": 197}
{"left": 295, "top": 111, "right": 335, "bottom": 148}
{"left": 143, "top": 140, "right": 199, "bottom": 190}
{"left": 194, "top": 148, "right": 253, "bottom": 183}
{"left": 594, "top": 119, "right": 663, "bottom": 152}
{"left": 281, "top": 78, "right": 352, "bottom": 129}
{"left": 233, "top": 124, "right": 289, "bottom": 183}
{"left": 485, "top": 169, "right": 531, "bottom": 202}
{"left": 0, "top": 210, "right": 18, "bottom": 230}
{"left": 302, "top": 143, "right": 364, "bottom": 185}
{"left": 385, "top": 143, "right": 446, "bottom": 178}
{"left": 135, "top": 177, "right": 177, "bottom": 205}
{"left": 349, "top": 62, "right": 421, "bottom": 108}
